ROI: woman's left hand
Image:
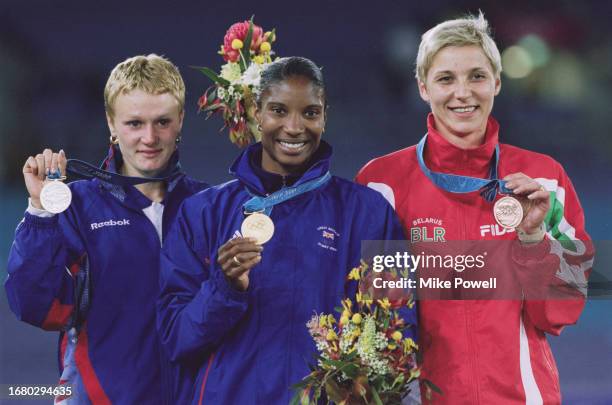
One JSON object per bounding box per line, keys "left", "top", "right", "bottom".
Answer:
{"left": 503, "top": 173, "right": 550, "bottom": 234}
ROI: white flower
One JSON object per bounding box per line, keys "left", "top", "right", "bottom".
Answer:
{"left": 217, "top": 86, "right": 227, "bottom": 101}
{"left": 239, "top": 62, "right": 266, "bottom": 91}
{"left": 220, "top": 62, "right": 242, "bottom": 83}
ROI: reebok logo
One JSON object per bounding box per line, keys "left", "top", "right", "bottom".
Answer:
{"left": 90, "top": 219, "right": 130, "bottom": 231}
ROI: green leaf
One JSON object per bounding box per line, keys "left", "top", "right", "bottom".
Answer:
{"left": 334, "top": 306, "right": 343, "bottom": 313}
{"left": 203, "top": 104, "right": 223, "bottom": 113}
{"left": 344, "top": 351, "right": 358, "bottom": 361}
{"left": 324, "top": 378, "right": 347, "bottom": 403}
{"left": 424, "top": 379, "right": 443, "bottom": 394}
{"left": 341, "top": 364, "right": 359, "bottom": 379}
{"left": 371, "top": 386, "right": 384, "bottom": 405}
{"left": 289, "top": 393, "right": 301, "bottom": 405}
{"left": 191, "top": 66, "right": 230, "bottom": 86}
{"left": 390, "top": 374, "right": 405, "bottom": 390}
{"left": 241, "top": 16, "right": 254, "bottom": 69}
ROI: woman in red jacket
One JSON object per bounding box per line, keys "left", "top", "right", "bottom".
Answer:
{"left": 357, "top": 12, "right": 594, "bottom": 404}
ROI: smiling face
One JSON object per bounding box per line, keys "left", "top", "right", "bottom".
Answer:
{"left": 255, "top": 75, "right": 326, "bottom": 176}
{"left": 418, "top": 45, "right": 501, "bottom": 148}
{"left": 107, "top": 89, "right": 184, "bottom": 177}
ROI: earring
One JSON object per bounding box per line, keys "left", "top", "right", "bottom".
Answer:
{"left": 175, "top": 136, "right": 182, "bottom": 144}
{"left": 257, "top": 124, "right": 262, "bottom": 131}
{"left": 109, "top": 134, "right": 119, "bottom": 145}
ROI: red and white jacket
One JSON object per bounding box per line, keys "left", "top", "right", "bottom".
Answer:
{"left": 356, "top": 115, "right": 594, "bottom": 404}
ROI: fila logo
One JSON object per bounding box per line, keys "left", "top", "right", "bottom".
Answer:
{"left": 90, "top": 219, "right": 130, "bottom": 231}
{"left": 480, "top": 224, "right": 516, "bottom": 237}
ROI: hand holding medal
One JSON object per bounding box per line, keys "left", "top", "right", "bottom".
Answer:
{"left": 217, "top": 237, "right": 263, "bottom": 291}
{"left": 23, "top": 148, "right": 72, "bottom": 214}
{"left": 497, "top": 173, "right": 550, "bottom": 237}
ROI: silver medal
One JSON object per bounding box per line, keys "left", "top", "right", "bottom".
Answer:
{"left": 40, "top": 180, "right": 72, "bottom": 214}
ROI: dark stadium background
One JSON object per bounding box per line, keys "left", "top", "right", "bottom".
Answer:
{"left": 1, "top": 1, "right": 610, "bottom": 403}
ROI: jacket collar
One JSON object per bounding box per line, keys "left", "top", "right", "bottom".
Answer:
{"left": 229, "top": 140, "right": 333, "bottom": 195}
{"left": 96, "top": 145, "right": 184, "bottom": 209}
{"left": 424, "top": 113, "right": 500, "bottom": 178}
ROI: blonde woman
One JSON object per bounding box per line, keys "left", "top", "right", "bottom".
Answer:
{"left": 357, "top": 13, "right": 593, "bottom": 404}
{"left": 6, "top": 54, "right": 207, "bottom": 404}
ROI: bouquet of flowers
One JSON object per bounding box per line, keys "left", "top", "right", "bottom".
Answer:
{"left": 291, "top": 262, "right": 422, "bottom": 405}
{"left": 195, "top": 16, "right": 277, "bottom": 147}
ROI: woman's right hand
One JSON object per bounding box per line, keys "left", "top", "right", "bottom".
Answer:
{"left": 217, "top": 237, "right": 263, "bottom": 291}
{"left": 22, "top": 149, "right": 67, "bottom": 209}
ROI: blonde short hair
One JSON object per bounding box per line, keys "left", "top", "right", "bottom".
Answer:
{"left": 104, "top": 54, "right": 185, "bottom": 118}
{"left": 415, "top": 12, "right": 502, "bottom": 82}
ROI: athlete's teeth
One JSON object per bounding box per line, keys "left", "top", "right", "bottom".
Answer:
{"left": 452, "top": 107, "right": 476, "bottom": 113}
{"left": 280, "top": 142, "right": 304, "bottom": 149}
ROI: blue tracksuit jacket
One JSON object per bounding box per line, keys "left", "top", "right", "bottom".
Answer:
{"left": 157, "top": 141, "right": 416, "bottom": 404}
{"left": 5, "top": 146, "right": 207, "bottom": 404}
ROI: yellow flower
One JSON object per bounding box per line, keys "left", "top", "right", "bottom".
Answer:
{"left": 259, "top": 41, "right": 271, "bottom": 52}
{"left": 231, "top": 39, "right": 244, "bottom": 50}
{"left": 353, "top": 328, "right": 361, "bottom": 338}
{"left": 253, "top": 55, "right": 264, "bottom": 64}
{"left": 319, "top": 316, "right": 328, "bottom": 329}
{"left": 377, "top": 298, "right": 391, "bottom": 311}
{"left": 264, "top": 31, "right": 276, "bottom": 42}
{"left": 403, "top": 337, "right": 418, "bottom": 354}
{"left": 348, "top": 267, "right": 361, "bottom": 280}
{"left": 326, "top": 330, "right": 338, "bottom": 341}
{"left": 342, "top": 298, "right": 353, "bottom": 310}
{"left": 327, "top": 314, "right": 336, "bottom": 325}
{"left": 387, "top": 343, "right": 397, "bottom": 350}
{"left": 351, "top": 313, "right": 362, "bottom": 325}
{"left": 355, "top": 292, "right": 363, "bottom": 304}
{"left": 340, "top": 315, "right": 350, "bottom": 325}
{"left": 392, "top": 331, "right": 403, "bottom": 341}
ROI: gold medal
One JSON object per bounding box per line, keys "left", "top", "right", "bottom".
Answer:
{"left": 493, "top": 196, "right": 523, "bottom": 229}
{"left": 40, "top": 179, "right": 72, "bottom": 214}
{"left": 241, "top": 212, "right": 274, "bottom": 244}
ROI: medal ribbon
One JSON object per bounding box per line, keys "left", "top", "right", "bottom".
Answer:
{"left": 243, "top": 171, "right": 332, "bottom": 216}
{"left": 66, "top": 158, "right": 182, "bottom": 186}
{"left": 46, "top": 170, "right": 65, "bottom": 180}
{"left": 416, "top": 134, "right": 512, "bottom": 202}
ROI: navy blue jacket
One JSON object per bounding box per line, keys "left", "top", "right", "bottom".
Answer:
{"left": 5, "top": 147, "right": 207, "bottom": 404}
{"left": 158, "top": 141, "right": 415, "bottom": 404}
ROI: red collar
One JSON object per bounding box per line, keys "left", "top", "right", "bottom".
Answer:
{"left": 424, "top": 113, "right": 500, "bottom": 178}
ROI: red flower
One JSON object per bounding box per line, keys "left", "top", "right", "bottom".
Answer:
{"left": 222, "top": 20, "right": 264, "bottom": 62}
{"left": 197, "top": 95, "right": 207, "bottom": 110}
